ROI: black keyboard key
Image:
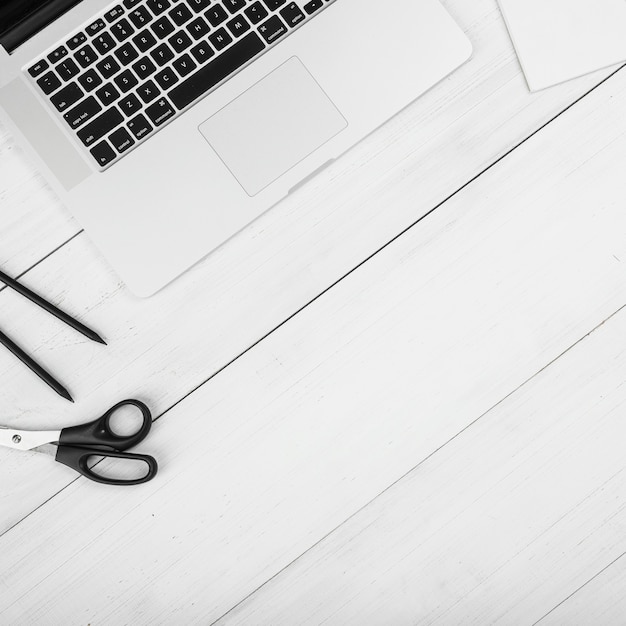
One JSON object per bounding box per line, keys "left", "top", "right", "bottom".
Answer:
{"left": 111, "top": 18, "right": 135, "bottom": 41}
{"left": 262, "top": 0, "right": 286, "bottom": 9}
{"left": 154, "top": 66, "right": 179, "bottom": 88}
{"left": 50, "top": 82, "right": 83, "bottom": 111}
{"left": 105, "top": 5, "right": 125, "bottom": 22}
{"left": 75, "top": 44, "right": 98, "bottom": 68}
{"left": 223, "top": 0, "right": 246, "bottom": 14}
{"left": 152, "top": 15, "right": 176, "bottom": 38}
{"left": 115, "top": 41, "right": 140, "bottom": 65}
{"left": 67, "top": 32, "right": 87, "bottom": 50}
{"left": 114, "top": 69, "right": 139, "bottom": 92}
{"left": 96, "top": 55, "right": 121, "bottom": 78}
{"left": 93, "top": 32, "right": 117, "bottom": 54}
{"left": 129, "top": 5, "right": 153, "bottom": 28}
{"left": 190, "top": 40, "right": 214, "bottom": 64}
{"left": 303, "top": 0, "right": 323, "bottom": 14}
{"left": 227, "top": 15, "right": 251, "bottom": 37}
{"left": 77, "top": 107, "right": 124, "bottom": 146}
{"left": 90, "top": 140, "right": 117, "bottom": 166}
{"left": 169, "top": 31, "right": 264, "bottom": 109}
{"left": 63, "top": 95, "right": 102, "bottom": 129}
{"left": 169, "top": 30, "right": 192, "bottom": 53}
{"left": 150, "top": 42, "right": 174, "bottom": 65}
{"left": 109, "top": 127, "right": 135, "bottom": 153}
{"left": 127, "top": 113, "right": 153, "bottom": 139}
{"left": 280, "top": 2, "right": 305, "bottom": 27}
{"left": 244, "top": 2, "right": 268, "bottom": 24}
{"left": 56, "top": 58, "right": 80, "bottom": 80}
{"left": 187, "top": 0, "right": 211, "bottom": 12}
{"left": 118, "top": 93, "right": 142, "bottom": 115}
{"left": 28, "top": 59, "right": 49, "bottom": 77}
{"left": 86, "top": 18, "right": 106, "bottom": 36}
{"left": 147, "top": 0, "right": 171, "bottom": 15}
{"left": 48, "top": 45, "right": 68, "bottom": 63}
{"left": 36, "top": 71, "right": 62, "bottom": 95}
{"left": 170, "top": 3, "right": 193, "bottom": 25}
{"left": 136, "top": 79, "right": 160, "bottom": 102}
{"left": 205, "top": 5, "right": 228, "bottom": 26}
{"left": 124, "top": 0, "right": 142, "bottom": 8}
{"left": 172, "top": 53, "right": 196, "bottom": 77}
{"left": 145, "top": 97, "right": 175, "bottom": 126}
{"left": 132, "top": 56, "right": 157, "bottom": 79}
{"left": 186, "top": 16, "right": 210, "bottom": 39}
{"left": 78, "top": 68, "right": 103, "bottom": 91}
{"left": 95, "top": 82, "right": 121, "bottom": 105}
{"left": 208, "top": 27, "right": 232, "bottom": 51}
{"left": 258, "top": 15, "right": 287, "bottom": 44}
{"left": 133, "top": 29, "right": 157, "bottom": 51}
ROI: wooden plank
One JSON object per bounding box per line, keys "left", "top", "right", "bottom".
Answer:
{"left": 2, "top": 59, "right": 626, "bottom": 623}
{"left": 538, "top": 555, "right": 626, "bottom": 625}
{"left": 219, "top": 310, "right": 626, "bottom": 626}
{"left": 0, "top": 0, "right": 618, "bottom": 273}
{"left": 0, "top": 125, "right": 78, "bottom": 276}
{"left": 0, "top": 0, "right": 622, "bottom": 518}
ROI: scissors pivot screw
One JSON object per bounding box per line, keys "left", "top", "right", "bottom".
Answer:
{"left": 12, "top": 434, "right": 22, "bottom": 444}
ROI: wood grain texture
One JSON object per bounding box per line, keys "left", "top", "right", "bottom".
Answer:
{"left": 0, "top": 125, "right": 77, "bottom": 276}
{"left": 219, "top": 309, "right": 626, "bottom": 626}
{"left": 0, "top": 0, "right": 622, "bottom": 523}
{"left": 539, "top": 554, "right": 626, "bottom": 625}
{"left": 1, "top": 55, "right": 626, "bottom": 623}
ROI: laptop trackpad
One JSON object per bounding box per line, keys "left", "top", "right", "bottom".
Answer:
{"left": 199, "top": 57, "right": 347, "bottom": 196}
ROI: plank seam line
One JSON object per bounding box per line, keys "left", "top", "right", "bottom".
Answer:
{"left": 2, "top": 63, "right": 623, "bottom": 389}
{"left": 432, "top": 466, "right": 626, "bottom": 623}
{"left": 154, "top": 64, "right": 626, "bottom": 423}
{"left": 0, "top": 229, "right": 84, "bottom": 296}
{"left": 208, "top": 301, "right": 626, "bottom": 625}
{"left": 1, "top": 66, "right": 624, "bottom": 538}
{"left": 1, "top": 303, "right": 625, "bottom": 615}
{"left": 532, "top": 550, "right": 626, "bottom": 625}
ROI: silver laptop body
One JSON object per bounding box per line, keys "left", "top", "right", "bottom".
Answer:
{"left": 0, "top": 0, "right": 471, "bottom": 296}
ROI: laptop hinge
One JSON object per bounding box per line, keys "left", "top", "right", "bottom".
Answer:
{"left": 0, "top": 0, "right": 83, "bottom": 54}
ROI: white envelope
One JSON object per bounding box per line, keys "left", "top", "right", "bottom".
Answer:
{"left": 498, "top": 0, "right": 626, "bottom": 91}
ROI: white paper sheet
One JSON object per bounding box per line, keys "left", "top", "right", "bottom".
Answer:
{"left": 498, "top": 0, "right": 626, "bottom": 91}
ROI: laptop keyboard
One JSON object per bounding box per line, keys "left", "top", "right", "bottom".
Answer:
{"left": 26, "top": 0, "right": 334, "bottom": 170}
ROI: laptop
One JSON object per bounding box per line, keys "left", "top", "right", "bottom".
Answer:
{"left": 0, "top": 0, "right": 471, "bottom": 296}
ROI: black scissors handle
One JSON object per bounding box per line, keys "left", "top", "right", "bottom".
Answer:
{"left": 55, "top": 446, "right": 158, "bottom": 486}
{"left": 59, "top": 399, "right": 153, "bottom": 451}
{"left": 55, "top": 399, "right": 158, "bottom": 486}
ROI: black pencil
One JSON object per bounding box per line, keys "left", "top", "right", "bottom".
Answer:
{"left": 0, "top": 329, "right": 74, "bottom": 402}
{"left": 0, "top": 269, "right": 106, "bottom": 345}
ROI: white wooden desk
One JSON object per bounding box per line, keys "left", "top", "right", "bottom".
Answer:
{"left": 2, "top": 1, "right": 626, "bottom": 623}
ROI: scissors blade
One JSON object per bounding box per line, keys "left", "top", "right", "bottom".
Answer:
{"left": 0, "top": 426, "right": 61, "bottom": 451}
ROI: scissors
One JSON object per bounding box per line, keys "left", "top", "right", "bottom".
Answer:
{"left": 0, "top": 400, "right": 158, "bottom": 486}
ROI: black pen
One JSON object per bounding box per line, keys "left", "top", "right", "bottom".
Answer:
{"left": 0, "top": 329, "right": 74, "bottom": 402}
{"left": 0, "top": 269, "right": 106, "bottom": 344}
